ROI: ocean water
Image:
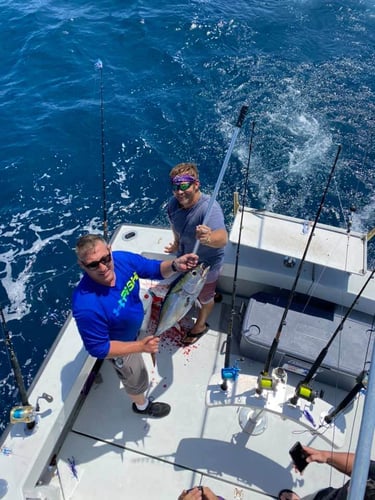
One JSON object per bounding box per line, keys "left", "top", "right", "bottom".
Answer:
{"left": 0, "top": 0, "right": 374, "bottom": 430}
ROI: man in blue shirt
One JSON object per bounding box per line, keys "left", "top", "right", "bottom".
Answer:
{"left": 165, "top": 162, "right": 228, "bottom": 345}
{"left": 73, "top": 233, "right": 198, "bottom": 418}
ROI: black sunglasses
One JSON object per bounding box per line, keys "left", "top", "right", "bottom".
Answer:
{"left": 82, "top": 253, "right": 112, "bottom": 270}
{"left": 171, "top": 182, "right": 193, "bottom": 192}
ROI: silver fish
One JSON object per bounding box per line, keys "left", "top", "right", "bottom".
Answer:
{"left": 154, "top": 263, "right": 210, "bottom": 336}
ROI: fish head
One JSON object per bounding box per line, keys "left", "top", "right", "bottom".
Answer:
{"left": 181, "top": 262, "right": 210, "bottom": 295}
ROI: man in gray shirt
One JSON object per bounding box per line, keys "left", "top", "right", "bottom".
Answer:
{"left": 165, "top": 162, "right": 228, "bottom": 345}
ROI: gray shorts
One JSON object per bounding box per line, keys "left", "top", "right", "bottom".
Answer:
{"left": 111, "top": 353, "right": 149, "bottom": 395}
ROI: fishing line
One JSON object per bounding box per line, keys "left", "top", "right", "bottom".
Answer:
{"left": 221, "top": 121, "right": 255, "bottom": 391}
{"left": 258, "top": 145, "right": 342, "bottom": 391}
{"left": 192, "top": 105, "right": 248, "bottom": 255}
{"left": 95, "top": 59, "right": 109, "bottom": 241}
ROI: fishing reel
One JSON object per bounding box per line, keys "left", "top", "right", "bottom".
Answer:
{"left": 220, "top": 359, "right": 243, "bottom": 390}
{"left": 256, "top": 367, "right": 287, "bottom": 394}
{"left": 10, "top": 393, "right": 53, "bottom": 430}
{"left": 221, "top": 363, "right": 240, "bottom": 382}
{"left": 10, "top": 405, "right": 36, "bottom": 426}
{"left": 356, "top": 369, "right": 368, "bottom": 390}
{"left": 256, "top": 372, "right": 273, "bottom": 393}
{"left": 289, "top": 383, "right": 323, "bottom": 405}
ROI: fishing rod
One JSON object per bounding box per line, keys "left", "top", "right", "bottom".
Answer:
{"left": 221, "top": 121, "right": 255, "bottom": 391}
{"left": 0, "top": 307, "right": 35, "bottom": 429}
{"left": 192, "top": 104, "right": 248, "bottom": 255}
{"left": 95, "top": 59, "right": 109, "bottom": 241}
{"left": 289, "top": 267, "right": 375, "bottom": 405}
{"left": 257, "top": 145, "right": 342, "bottom": 393}
{"left": 324, "top": 369, "right": 368, "bottom": 425}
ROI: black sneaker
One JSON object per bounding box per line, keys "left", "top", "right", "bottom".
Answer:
{"left": 132, "top": 401, "right": 171, "bottom": 418}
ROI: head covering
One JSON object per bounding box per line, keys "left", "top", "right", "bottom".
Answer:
{"left": 171, "top": 174, "right": 196, "bottom": 184}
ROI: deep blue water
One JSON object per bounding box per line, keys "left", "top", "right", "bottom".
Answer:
{"left": 0, "top": 0, "right": 374, "bottom": 430}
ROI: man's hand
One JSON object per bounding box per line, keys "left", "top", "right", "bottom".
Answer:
{"left": 178, "top": 487, "right": 202, "bottom": 500}
{"left": 303, "top": 446, "right": 328, "bottom": 465}
{"left": 140, "top": 335, "right": 160, "bottom": 354}
{"left": 164, "top": 241, "right": 179, "bottom": 254}
{"left": 178, "top": 486, "right": 219, "bottom": 500}
{"left": 196, "top": 224, "right": 212, "bottom": 245}
{"left": 175, "top": 253, "right": 199, "bottom": 271}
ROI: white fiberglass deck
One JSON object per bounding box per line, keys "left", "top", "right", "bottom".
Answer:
{"left": 53, "top": 297, "right": 369, "bottom": 499}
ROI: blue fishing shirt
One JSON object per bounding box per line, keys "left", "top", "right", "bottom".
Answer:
{"left": 167, "top": 193, "right": 226, "bottom": 272}
{"left": 72, "top": 251, "right": 163, "bottom": 359}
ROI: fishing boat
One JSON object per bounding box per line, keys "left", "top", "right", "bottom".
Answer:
{"left": 0, "top": 202, "right": 374, "bottom": 499}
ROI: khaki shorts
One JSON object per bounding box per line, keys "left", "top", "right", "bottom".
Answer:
{"left": 111, "top": 352, "right": 149, "bottom": 395}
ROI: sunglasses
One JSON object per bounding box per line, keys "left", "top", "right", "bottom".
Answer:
{"left": 82, "top": 253, "right": 112, "bottom": 270}
{"left": 172, "top": 182, "right": 193, "bottom": 192}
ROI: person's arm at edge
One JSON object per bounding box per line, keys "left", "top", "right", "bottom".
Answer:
{"left": 303, "top": 446, "right": 355, "bottom": 476}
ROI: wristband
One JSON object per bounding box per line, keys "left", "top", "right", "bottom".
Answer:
{"left": 171, "top": 260, "right": 178, "bottom": 272}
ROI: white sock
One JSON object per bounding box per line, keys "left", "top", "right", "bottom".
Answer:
{"left": 136, "top": 398, "right": 149, "bottom": 411}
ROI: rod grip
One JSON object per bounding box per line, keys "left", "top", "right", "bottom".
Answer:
{"left": 236, "top": 105, "right": 249, "bottom": 128}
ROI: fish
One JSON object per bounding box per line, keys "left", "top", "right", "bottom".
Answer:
{"left": 154, "top": 263, "right": 210, "bottom": 336}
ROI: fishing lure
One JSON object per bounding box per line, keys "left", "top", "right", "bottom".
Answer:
{"left": 303, "top": 408, "right": 316, "bottom": 427}
{"left": 67, "top": 456, "right": 78, "bottom": 479}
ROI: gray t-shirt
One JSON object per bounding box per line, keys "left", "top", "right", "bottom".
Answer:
{"left": 167, "top": 193, "right": 226, "bottom": 272}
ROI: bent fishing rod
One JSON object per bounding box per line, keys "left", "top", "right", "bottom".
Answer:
{"left": 95, "top": 59, "right": 109, "bottom": 241}
{"left": 221, "top": 121, "right": 255, "bottom": 391}
{"left": 257, "top": 144, "right": 342, "bottom": 393}
{"left": 192, "top": 104, "right": 248, "bottom": 255}
{"left": 289, "top": 267, "right": 375, "bottom": 405}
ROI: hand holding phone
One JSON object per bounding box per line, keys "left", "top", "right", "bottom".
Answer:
{"left": 289, "top": 441, "right": 308, "bottom": 472}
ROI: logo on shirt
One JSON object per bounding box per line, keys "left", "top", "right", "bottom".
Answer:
{"left": 113, "top": 271, "right": 139, "bottom": 316}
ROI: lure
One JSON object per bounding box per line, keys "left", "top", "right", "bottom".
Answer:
{"left": 67, "top": 456, "right": 78, "bottom": 479}
{"left": 303, "top": 408, "right": 316, "bottom": 427}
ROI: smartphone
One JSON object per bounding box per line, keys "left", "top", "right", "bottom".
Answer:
{"left": 289, "top": 441, "right": 308, "bottom": 472}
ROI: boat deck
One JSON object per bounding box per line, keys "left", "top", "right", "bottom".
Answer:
{"left": 51, "top": 296, "right": 370, "bottom": 499}
{"left": 1, "top": 219, "right": 373, "bottom": 499}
